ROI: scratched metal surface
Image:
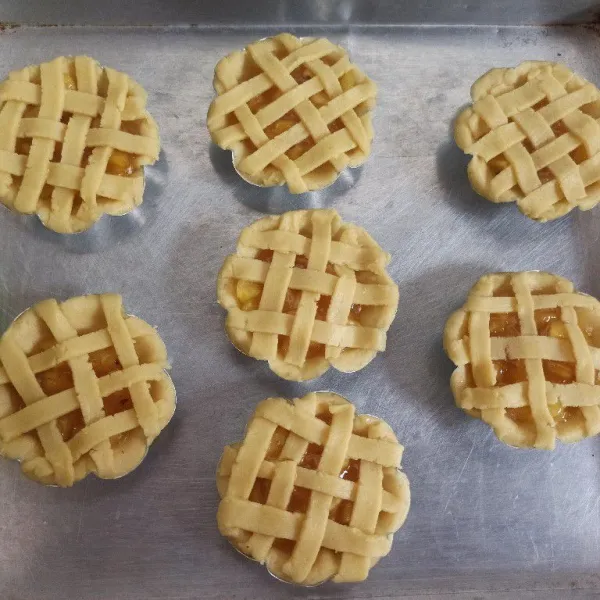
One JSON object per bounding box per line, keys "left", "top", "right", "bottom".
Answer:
{"left": 1, "top": 22, "right": 600, "bottom": 600}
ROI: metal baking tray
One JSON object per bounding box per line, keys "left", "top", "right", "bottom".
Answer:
{"left": 1, "top": 2, "right": 600, "bottom": 599}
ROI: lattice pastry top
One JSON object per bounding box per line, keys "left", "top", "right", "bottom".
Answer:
{"left": 0, "top": 55, "right": 160, "bottom": 233}
{"left": 207, "top": 33, "right": 376, "bottom": 193}
{"left": 0, "top": 294, "right": 176, "bottom": 486}
{"left": 217, "top": 209, "right": 399, "bottom": 381}
{"left": 455, "top": 61, "right": 600, "bottom": 221}
{"left": 444, "top": 272, "right": 600, "bottom": 449}
{"left": 217, "top": 392, "right": 410, "bottom": 585}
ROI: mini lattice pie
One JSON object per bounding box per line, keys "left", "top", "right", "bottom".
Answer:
{"left": 0, "top": 294, "right": 176, "bottom": 486}
{"left": 217, "top": 209, "right": 399, "bottom": 381}
{"left": 207, "top": 33, "right": 376, "bottom": 193}
{"left": 455, "top": 61, "right": 600, "bottom": 221}
{"left": 217, "top": 392, "right": 410, "bottom": 585}
{"left": 0, "top": 55, "right": 160, "bottom": 233}
{"left": 444, "top": 272, "right": 600, "bottom": 449}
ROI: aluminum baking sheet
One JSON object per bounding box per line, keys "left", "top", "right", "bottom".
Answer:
{"left": 1, "top": 22, "right": 600, "bottom": 600}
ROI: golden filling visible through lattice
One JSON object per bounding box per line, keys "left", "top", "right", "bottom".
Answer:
{"left": 234, "top": 250, "right": 364, "bottom": 363}
{"left": 248, "top": 411, "right": 364, "bottom": 533}
{"left": 444, "top": 272, "right": 600, "bottom": 449}
{"left": 34, "top": 346, "right": 132, "bottom": 447}
{"left": 465, "top": 305, "right": 597, "bottom": 427}
{"left": 240, "top": 66, "right": 357, "bottom": 163}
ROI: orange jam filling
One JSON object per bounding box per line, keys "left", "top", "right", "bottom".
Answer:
{"left": 332, "top": 500, "right": 354, "bottom": 526}
{"left": 532, "top": 98, "right": 549, "bottom": 111}
{"left": 255, "top": 67, "right": 357, "bottom": 162}
{"left": 235, "top": 280, "right": 263, "bottom": 312}
{"left": 494, "top": 359, "right": 527, "bottom": 386}
{"left": 34, "top": 347, "right": 131, "bottom": 443}
{"left": 103, "top": 389, "right": 133, "bottom": 416}
{"left": 16, "top": 138, "right": 64, "bottom": 163}
{"left": 277, "top": 335, "right": 325, "bottom": 361}
{"left": 264, "top": 117, "right": 296, "bottom": 139}
{"left": 249, "top": 477, "right": 271, "bottom": 504}
{"left": 292, "top": 66, "right": 314, "bottom": 85}
{"left": 492, "top": 281, "right": 515, "bottom": 297}
{"left": 63, "top": 73, "right": 76, "bottom": 90}
{"left": 340, "top": 458, "right": 360, "bottom": 482}
{"left": 36, "top": 361, "right": 84, "bottom": 440}
{"left": 317, "top": 410, "right": 333, "bottom": 426}
{"left": 299, "top": 442, "right": 322, "bottom": 470}
{"left": 551, "top": 120, "right": 568, "bottom": 137}
{"left": 254, "top": 421, "right": 360, "bottom": 530}
{"left": 247, "top": 87, "right": 282, "bottom": 113}
{"left": 16, "top": 138, "right": 31, "bottom": 155}
{"left": 265, "top": 426, "right": 288, "bottom": 460}
{"left": 107, "top": 150, "right": 136, "bottom": 176}
{"left": 257, "top": 249, "right": 274, "bottom": 262}
{"left": 262, "top": 107, "right": 314, "bottom": 161}
{"left": 506, "top": 402, "right": 570, "bottom": 425}
{"left": 538, "top": 167, "right": 555, "bottom": 184}
{"left": 489, "top": 312, "right": 520, "bottom": 337}
{"left": 287, "top": 485, "right": 310, "bottom": 513}
{"left": 467, "top": 307, "right": 587, "bottom": 427}
{"left": 235, "top": 251, "right": 361, "bottom": 362}
{"left": 505, "top": 406, "right": 532, "bottom": 425}
{"left": 488, "top": 156, "right": 510, "bottom": 175}
{"left": 571, "top": 146, "right": 588, "bottom": 164}
{"left": 349, "top": 303, "right": 362, "bottom": 320}
{"left": 310, "top": 91, "right": 329, "bottom": 107}
{"left": 493, "top": 357, "right": 576, "bottom": 388}
{"left": 272, "top": 539, "right": 296, "bottom": 554}
{"left": 56, "top": 410, "right": 85, "bottom": 441}
{"left": 489, "top": 308, "right": 567, "bottom": 338}
{"left": 543, "top": 360, "right": 576, "bottom": 384}
{"left": 88, "top": 347, "right": 122, "bottom": 377}
{"left": 534, "top": 308, "right": 561, "bottom": 335}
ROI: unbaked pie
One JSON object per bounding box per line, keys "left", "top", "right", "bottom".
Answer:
{"left": 455, "top": 61, "right": 600, "bottom": 221}
{"left": 444, "top": 271, "right": 600, "bottom": 449}
{"left": 207, "top": 33, "right": 376, "bottom": 193}
{"left": 217, "top": 392, "right": 410, "bottom": 585}
{"left": 217, "top": 209, "right": 399, "bottom": 381}
{"left": 0, "top": 55, "right": 160, "bottom": 233}
{"left": 0, "top": 294, "right": 176, "bottom": 486}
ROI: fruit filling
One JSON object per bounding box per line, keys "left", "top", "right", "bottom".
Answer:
{"left": 494, "top": 359, "right": 527, "bottom": 386}
{"left": 234, "top": 251, "right": 363, "bottom": 362}
{"left": 15, "top": 138, "right": 65, "bottom": 163}
{"left": 489, "top": 312, "right": 520, "bottom": 337}
{"left": 107, "top": 149, "right": 137, "bottom": 176}
{"left": 245, "top": 66, "right": 355, "bottom": 161}
{"left": 469, "top": 308, "right": 590, "bottom": 426}
{"left": 34, "top": 346, "right": 132, "bottom": 443}
{"left": 247, "top": 413, "right": 363, "bottom": 552}
{"left": 63, "top": 73, "right": 76, "bottom": 90}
